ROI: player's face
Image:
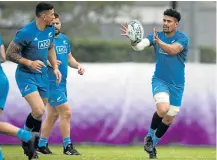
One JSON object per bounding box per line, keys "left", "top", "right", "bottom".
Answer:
{"left": 53, "top": 18, "right": 61, "bottom": 36}
{"left": 162, "top": 15, "right": 178, "bottom": 33}
{"left": 43, "top": 9, "right": 55, "bottom": 26}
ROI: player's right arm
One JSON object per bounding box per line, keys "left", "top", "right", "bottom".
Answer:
{"left": 130, "top": 38, "right": 151, "bottom": 51}
{"left": 6, "top": 41, "right": 29, "bottom": 65}
{"left": 120, "top": 23, "right": 151, "bottom": 51}
{"left": 6, "top": 30, "right": 45, "bottom": 72}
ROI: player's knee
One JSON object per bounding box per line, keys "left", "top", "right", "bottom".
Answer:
{"left": 62, "top": 108, "right": 72, "bottom": 120}
{"left": 32, "top": 107, "right": 45, "bottom": 119}
{"left": 156, "top": 103, "right": 170, "bottom": 117}
{"left": 154, "top": 92, "right": 169, "bottom": 105}
{"left": 167, "top": 105, "right": 180, "bottom": 116}
{"left": 53, "top": 112, "right": 59, "bottom": 121}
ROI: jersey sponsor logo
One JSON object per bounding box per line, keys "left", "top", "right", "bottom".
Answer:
{"left": 38, "top": 39, "right": 50, "bottom": 49}
{"left": 56, "top": 46, "right": 67, "bottom": 54}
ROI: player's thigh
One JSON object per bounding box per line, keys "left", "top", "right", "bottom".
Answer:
{"left": 152, "top": 77, "right": 170, "bottom": 97}
{"left": 24, "top": 91, "right": 45, "bottom": 116}
{"left": 46, "top": 103, "right": 59, "bottom": 121}
{"left": 49, "top": 89, "right": 71, "bottom": 116}
{"left": 37, "top": 74, "right": 49, "bottom": 99}
{"left": 42, "top": 98, "right": 48, "bottom": 107}
{"left": 48, "top": 89, "right": 68, "bottom": 109}
{"left": 15, "top": 70, "right": 38, "bottom": 97}
{"left": 152, "top": 78, "right": 170, "bottom": 113}
{"left": 168, "top": 84, "right": 184, "bottom": 107}
{"left": 55, "top": 102, "right": 71, "bottom": 118}
{"left": 0, "top": 73, "right": 9, "bottom": 111}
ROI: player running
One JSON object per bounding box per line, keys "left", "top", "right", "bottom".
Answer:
{"left": 0, "top": 34, "right": 38, "bottom": 160}
{"left": 37, "top": 12, "right": 84, "bottom": 156}
{"left": 6, "top": 2, "right": 61, "bottom": 158}
{"left": 120, "top": 8, "right": 188, "bottom": 159}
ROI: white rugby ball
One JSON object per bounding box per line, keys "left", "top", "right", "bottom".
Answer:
{"left": 127, "top": 20, "right": 144, "bottom": 42}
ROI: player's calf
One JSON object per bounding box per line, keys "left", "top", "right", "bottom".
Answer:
{"left": 37, "top": 104, "right": 59, "bottom": 154}
{"left": 151, "top": 108, "right": 179, "bottom": 147}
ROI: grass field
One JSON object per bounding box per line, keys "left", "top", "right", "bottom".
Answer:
{"left": 1, "top": 145, "right": 216, "bottom": 160}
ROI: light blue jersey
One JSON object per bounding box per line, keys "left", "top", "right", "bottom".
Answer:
{"left": 14, "top": 20, "right": 55, "bottom": 98}
{"left": 48, "top": 33, "right": 71, "bottom": 107}
{"left": 147, "top": 30, "right": 188, "bottom": 86}
{"left": 14, "top": 20, "right": 55, "bottom": 74}
{"left": 48, "top": 33, "right": 71, "bottom": 82}
{"left": 0, "top": 34, "right": 9, "bottom": 109}
{"left": 147, "top": 30, "right": 188, "bottom": 106}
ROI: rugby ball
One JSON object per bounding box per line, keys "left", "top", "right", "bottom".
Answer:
{"left": 127, "top": 20, "right": 144, "bottom": 43}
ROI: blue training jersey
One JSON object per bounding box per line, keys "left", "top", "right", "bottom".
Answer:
{"left": 47, "top": 33, "right": 71, "bottom": 83}
{"left": 147, "top": 30, "right": 188, "bottom": 86}
{"left": 13, "top": 20, "right": 55, "bottom": 74}
{"left": 0, "top": 34, "right": 3, "bottom": 69}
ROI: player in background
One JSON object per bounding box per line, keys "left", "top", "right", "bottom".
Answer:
{"left": 0, "top": 34, "right": 38, "bottom": 160}
{"left": 6, "top": 2, "right": 61, "bottom": 158}
{"left": 120, "top": 9, "right": 188, "bottom": 159}
{"left": 37, "top": 13, "right": 84, "bottom": 155}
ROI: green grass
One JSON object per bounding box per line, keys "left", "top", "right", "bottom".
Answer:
{"left": 1, "top": 145, "right": 216, "bottom": 160}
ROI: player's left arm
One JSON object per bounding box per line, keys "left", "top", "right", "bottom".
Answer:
{"left": 48, "top": 43, "right": 58, "bottom": 69}
{"left": 154, "top": 27, "right": 187, "bottom": 55}
{"left": 48, "top": 43, "right": 62, "bottom": 84}
{"left": 68, "top": 53, "right": 85, "bottom": 75}
{"left": 157, "top": 41, "right": 184, "bottom": 55}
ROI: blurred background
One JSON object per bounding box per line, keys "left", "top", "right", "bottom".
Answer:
{"left": 0, "top": 1, "right": 216, "bottom": 63}
{"left": 0, "top": 0, "right": 216, "bottom": 151}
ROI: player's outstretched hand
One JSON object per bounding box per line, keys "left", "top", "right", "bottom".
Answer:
{"left": 53, "top": 68, "right": 62, "bottom": 85}
{"left": 153, "top": 27, "right": 159, "bottom": 44}
{"left": 77, "top": 65, "right": 85, "bottom": 75}
{"left": 29, "top": 60, "right": 46, "bottom": 73}
{"left": 120, "top": 23, "right": 129, "bottom": 38}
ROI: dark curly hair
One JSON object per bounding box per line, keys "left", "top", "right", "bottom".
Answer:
{"left": 164, "top": 8, "right": 181, "bottom": 22}
{"left": 36, "top": 2, "right": 54, "bottom": 17}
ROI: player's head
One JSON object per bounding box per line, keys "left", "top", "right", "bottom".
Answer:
{"left": 162, "top": 8, "right": 181, "bottom": 33}
{"left": 53, "top": 12, "right": 61, "bottom": 36}
{"left": 36, "top": 2, "right": 55, "bottom": 26}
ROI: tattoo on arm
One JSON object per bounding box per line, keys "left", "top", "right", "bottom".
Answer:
{"left": 6, "top": 41, "right": 23, "bottom": 64}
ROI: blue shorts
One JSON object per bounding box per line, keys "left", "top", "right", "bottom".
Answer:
{"left": 15, "top": 68, "right": 49, "bottom": 98}
{"left": 0, "top": 68, "right": 9, "bottom": 110}
{"left": 152, "top": 77, "right": 184, "bottom": 106}
{"left": 48, "top": 81, "right": 67, "bottom": 107}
